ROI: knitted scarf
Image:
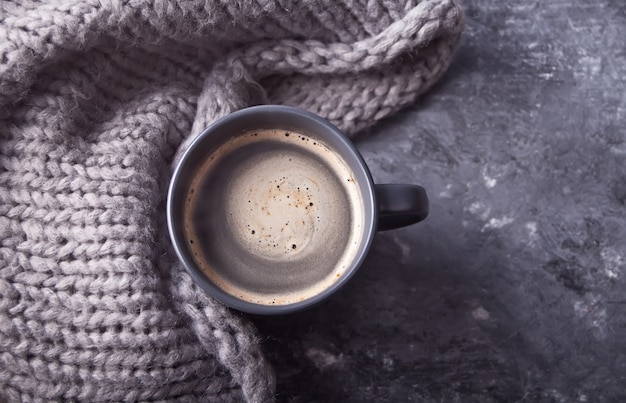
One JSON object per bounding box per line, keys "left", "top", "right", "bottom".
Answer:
{"left": 0, "top": 1, "right": 463, "bottom": 401}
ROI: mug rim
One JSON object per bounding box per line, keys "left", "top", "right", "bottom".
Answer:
{"left": 167, "top": 105, "right": 377, "bottom": 314}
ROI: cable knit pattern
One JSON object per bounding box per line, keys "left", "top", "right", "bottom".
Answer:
{"left": 0, "top": 1, "right": 463, "bottom": 401}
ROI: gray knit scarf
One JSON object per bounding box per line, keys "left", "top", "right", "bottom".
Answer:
{"left": 0, "top": 1, "right": 463, "bottom": 401}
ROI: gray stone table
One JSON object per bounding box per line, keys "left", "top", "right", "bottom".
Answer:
{"left": 252, "top": 1, "right": 626, "bottom": 401}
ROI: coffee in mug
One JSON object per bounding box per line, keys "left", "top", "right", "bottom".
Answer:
{"left": 184, "top": 128, "right": 366, "bottom": 306}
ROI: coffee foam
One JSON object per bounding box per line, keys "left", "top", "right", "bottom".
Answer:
{"left": 184, "top": 128, "right": 365, "bottom": 306}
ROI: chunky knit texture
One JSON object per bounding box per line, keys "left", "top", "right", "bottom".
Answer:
{"left": 0, "top": 1, "right": 463, "bottom": 401}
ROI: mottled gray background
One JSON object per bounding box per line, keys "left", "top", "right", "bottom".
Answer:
{"left": 252, "top": 1, "right": 626, "bottom": 401}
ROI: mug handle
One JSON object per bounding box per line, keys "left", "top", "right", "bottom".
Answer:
{"left": 375, "top": 184, "right": 429, "bottom": 231}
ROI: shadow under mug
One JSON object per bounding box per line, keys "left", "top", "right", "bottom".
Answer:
{"left": 167, "top": 105, "right": 428, "bottom": 314}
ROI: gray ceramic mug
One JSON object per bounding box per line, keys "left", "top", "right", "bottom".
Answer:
{"left": 167, "top": 105, "right": 428, "bottom": 314}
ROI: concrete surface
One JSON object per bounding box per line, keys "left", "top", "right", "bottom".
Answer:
{"left": 252, "top": 1, "right": 626, "bottom": 401}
